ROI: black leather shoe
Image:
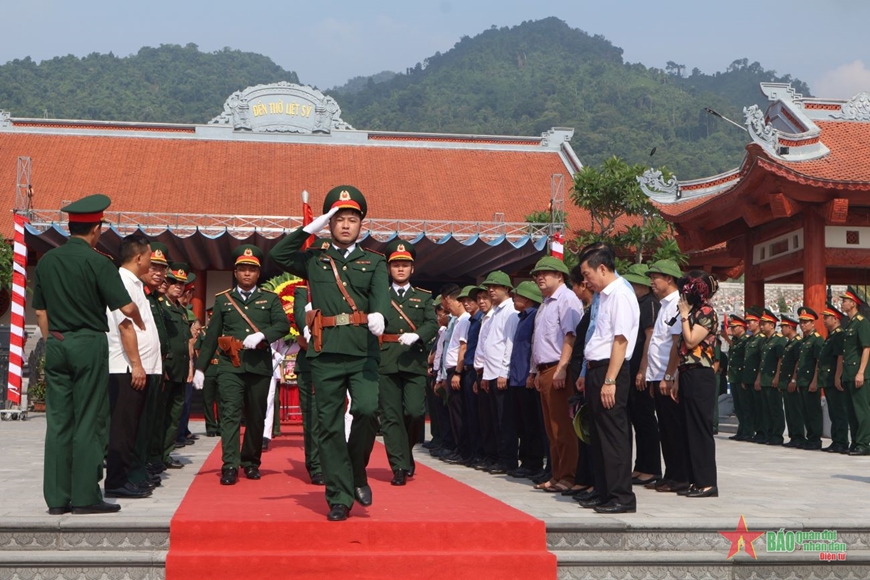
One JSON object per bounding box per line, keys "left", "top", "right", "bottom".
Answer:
{"left": 686, "top": 486, "right": 719, "bottom": 498}
{"left": 174, "top": 440, "right": 188, "bottom": 449}
{"left": 632, "top": 475, "right": 657, "bottom": 486}
{"left": 71, "top": 501, "right": 121, "bottom": 514}
{"left": 148, "top": 474, "right": 162, "bottom": 486}
{"left": 442, "top": 452, "right": 463, "bottom": 464}
{"left": 354, "top": 484, "right": 373, "bottom": 506}
{"left": 849, "top": 448, "right": 870, "bottom": 456}
{"left": 782, "top": 440, "right": 800, "bottom": 448}
{"left": 801, "top": 442, "right": 822, "bottom": 450}
{"left": 593, "top": 501, "right": 636, "bottom": 514}
{"left": 164, "top": 458, "right": 184, "bottom": 469}
{"left": 507, "top": 467, "right": 532, "bottom": 478}
{"left": 48, "top": 505, "right": 71, "bottom": 515}
{"left": 186, "top": 433, "right": 199, "bottom": 441}
{"left": 262, "top": 438, "right": 270, "bottom": 451}
{"left": 146, "top": 462, "right": 165, "bottom": 474}
{"left": 578, "top": 495, "right": 606, "bottom": 509}
{"left": 677, "top": 485, "right": 697, "bottom": 496}
{"left": 244, "top": 466, "right": 261, "bottom": 480}
{"left": 487, "top": 464, "right": 508, "bottom": 475}
{"left": 406, "top": 461, "right": 416, "bottom": 478}
{"left": 766, "top": 439, "right": 784, "bottom": 446}
{"left": 574, "top": 489, "right": 598, "bottom": 502}
{"left": 310, "top": 472, "right": 325, "bottom": 486}
{"left": 206, "top": 432, "right": 219, "bottom": 437}
{"left": 727, "top": 434, "right": 740, "bottom": 440}
{"left": 105, "top": 482, "right": 152, "bottom": 499}
{"left": 327, "top": 504, "right": 350, "bottom": 521}
{"left": 656, "top": 481, "right": 690, "bottom": 493}
{"left": 135, "top": 481, "right": 157, "bottom": 492}
{"left": 391, "top": 470, "right": 407, "bottom": 486}
{"left": 531, "top": 471, "right": 552, "bottom": 485}
{"left": 220, "top": 467, "right": 238, "bottom": 486}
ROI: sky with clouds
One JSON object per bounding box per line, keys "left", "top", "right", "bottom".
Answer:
{"left": 1, "top": 0, "right": 868, "bottom": 99}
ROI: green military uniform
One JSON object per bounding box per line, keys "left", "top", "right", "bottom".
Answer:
{"left": 33, "top": 194, "right": 134, "bottom": 512}
{"left": 726, "top": 316, "right": 749, "bottom": 439}
{"left": 839, "top": 286, "right": 870, "bottom": 455}
{"left": 757, "top": 321, "right": 786, "bottom": 445}
{"left": 777, "top": 317, "right": 803, "bottom": 446}
{"left": 195, "top": 326, "right": 221, "bottom": 436}
{"left": 741, "top": 312, "right": 764, "bottom": 441}
{"left": 270, "top": 185, "right": 390, "bottom": 516}
{"left": 818, "top": 305, "right": 849, "bottom": 452}
{"left": 293, "top": 285, "right": 322, "bottom": 481}
{"left": 196, "top": 245, "right": 290, "bottom": 477}
{"left": 794, "top": 307, "right": 824, "bottom": 449}
{"left": 150, "top": 263, "right": 192, "bottom": 468}
{"left": 378, "top": 240, "right": 439, "bottom": 482}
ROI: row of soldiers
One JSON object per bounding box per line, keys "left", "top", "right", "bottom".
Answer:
{"left": 726, "top": 287, "right": 870, "bottom": 455}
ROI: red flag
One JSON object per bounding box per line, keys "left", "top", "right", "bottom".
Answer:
{"left": 301, "top": 190, "right": 315, "bottom": 250}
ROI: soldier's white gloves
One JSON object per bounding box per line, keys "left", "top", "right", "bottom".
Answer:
{"left": 304, "top": 207, "right": 339, "bottom": 234}
{"left": 193, "top": 370, "right": 205, "bottom": 390}
{"left": 243, "top": 332, "right": 266, "bottom": 349}
{"left": 367, "top": 312, "right": 385, "bottom": 336}
{"left": 398, "top": 333, "right": 420, "bottom": 346}
{"left": 303, "top": 326, "right": 312, "bottom": 342}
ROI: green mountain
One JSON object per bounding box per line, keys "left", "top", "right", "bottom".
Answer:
{"left": 332, "top": 18, "right": 811, "bottom": 179}
{"left": 0, "top": 43, "right": 298, "bottom": 123}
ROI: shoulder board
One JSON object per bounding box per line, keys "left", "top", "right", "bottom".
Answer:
{"left": 859, "top": 315, "right": 865, "bottom": 321}
{"left": 776, "top": 333, "right": 782, "bottom": 337}
{"left": 795, "top": 336, "right": 802, "bottom": 340}
{"left": 834, "top": 328, "right": 842, "bottom": 333}
{"left": 413, "top": 286, "right": 432, "bottom": 294}
{"left": 364, "top": 248, "right": 384, "bottom": 257}
{"left": 93, "top": 247, "right": 114, "bottom": 260}
{"left": 216, "top": 289, "right": 232, "bottom": 296}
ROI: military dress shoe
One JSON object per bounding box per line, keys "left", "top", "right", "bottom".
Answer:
{"left": 442, "top": 452, "right": 463, "bottom": 464}
{"left": 244, "top": 466, "right": 261, "bottom": 480}
{"left": 728, "top": 434, "right": 740, "bottom": 440}
{"left": 766, "top": 439, "right": 784, "bottom": 446}
{"left": 206, "top": 431, "right": 219, "bottom": 437}
{"left": 406, "top": 461, "right": 416, "bottom": 478}
{"left": 849, "top": 448, "right": 870, "bottom": 456}
{"left": 593, "top": 501, "right": 636, "bottom": 514}
{"left": 354, "top": 484, "right": 373, "bottom": 506}
{"left": 487, "top": 464, "right": 509, "bottom": 475}
{"left": 686, "top": 486, "right": 719, "bottom": 498}
{"left": 48, "top": 504, "right": 72, "bottom": 515}
{"left": 782, "top": 440, "right": 801, "bottom": 448}
{"left": 105, "top": 482, "right": 152, "bottom": 499}
{"left": 146, "top": 462, "right": 165, "bottom": 474}
{"left": 656, "top": 481, "right": 690, "bottom": 493}
{"left": 262, "top": 438, "right": 270, "bottom": 451}
{"left": 220, "top": 467, "right": 239, "bottom": 486}
{"left": 135, "top": 481, "right": 157, "bottom": 492}
{"left": 186, "top": 433, "right": 199, "bottom": 441}
{"left": 72, "top": 501, "right": 121, "bottom": 514}
{"left": 174, "top": 440, "right": 188, "bottom": 449}
{"left": 578, "top": 495, "right": 606, "bottom": 509}
{"left": 310, "top": 472, "right": 325, "bottom": 486}
{"left": 391, "top": 470, "right": 407, "bottom": 486}
{"left": 164, "top": 458, "right": 184, "bottom": 469}
{"left": 801, "top": 442, "right": 822, "bottom": 450}
{"left": 574, "top": 489, "right": 599, "bottom": 502}
{"left": 327, "top": 504, "right": 350, "bottom": 521}
{"left": 507, "top": 467, "right": 532, "bottom": 478}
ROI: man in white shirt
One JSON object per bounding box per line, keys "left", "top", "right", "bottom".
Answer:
{"left": 580, "top": 245, "right": 640, "bottom": 514}
{"left": 105, "top": 235, "right": 161, "bottom": 499}
{"left": 645, "top": 259, "right": 689, "bottom": 492}
{"left": 479, "top": 271, "right": 519, "bottom": 473}
{"left": 440, "top": 284, "right": 471, "bottom": 463}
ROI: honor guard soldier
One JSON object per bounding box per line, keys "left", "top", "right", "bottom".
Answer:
{"left": 270, "top": 186, "right": 389, "bottom": 521}
{"left": 819, "top": 304, "right": 850, "bottom": 453}
{"left": 33, "top": 194, "right": 145, "bottom": 515}
{"left": 741, "top": 308, "right": 764, "bottom": 442}
{"left": 724, "top": 315, "right": 749, "bottom": 440}
{"left": 194, "top": 245, "right": 290, "bottom": 484}
{"left": 756, "top": 309, "right": 786, "bottom": 445}
{"left": 378, "top": 239, "right": 438, "bottom": 486}
{"left": 838, "top": 286, "right": 870, "bottom": 455}
{"left": 794, "top": 307, "right": 824, "bottom": 450}
{"left": 777, "top": 315, "right": 803, "bottom": 447}
{"left": 293, "top": 283, "right": 324, "bottom": 485}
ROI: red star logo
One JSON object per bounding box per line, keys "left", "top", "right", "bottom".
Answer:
{"left": 719, "top": 515, "right": 765, "bottom": 559}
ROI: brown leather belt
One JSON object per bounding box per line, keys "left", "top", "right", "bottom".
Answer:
{"left": 321, "top": 311, "right": 369, "bottom": 328}
{"left": 537, "top": 361, "right": 559, "bottom": 372}
{"left": 381, "top": 334, "right": 401, "bottom": 343}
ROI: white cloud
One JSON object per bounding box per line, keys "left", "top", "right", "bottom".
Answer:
{"left": 814, "top": 60, "right": 870, "bottom": 99}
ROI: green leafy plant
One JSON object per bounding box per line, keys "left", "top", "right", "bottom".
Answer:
{"left": 27, "top": 355, "right": 46, "bottom": 403}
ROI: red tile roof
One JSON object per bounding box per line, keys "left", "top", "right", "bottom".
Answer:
{"left": 0, "top": 131, "right": 591, "bottom": 239}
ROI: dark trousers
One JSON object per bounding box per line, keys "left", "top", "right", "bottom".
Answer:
{"left": 203, "top": 372, "right": 220, "bottom": 435}
{"left": 586, "top": 361, "right": 635, "bottom": 507}
{"left": 680, "top": 368, "right": 717, "bottom": 488}
{"left": 761, "top": 387, "right": 785, "bottom": 444}
{"left": 106, "top": 372, "right": 149, "bottom": 490}
{"left": 218, "top": 371, "right": 270, "bottom": 470}
{"left": 446, "top": 368, "right": 469, "bottom": 458}
{"left": 434, "top": 378, "right": 455, "bottom": 450}
{"left": 461, "top": 368, "right": 483, "bottom": 459}
{"left": 493, "top": 384, "right": 517, "bottom": 469}
{"left": 798, "top": 386, "right": 823, "bottom": 445}
{"left": 425, "top": 376, "right": 442, "bottom": 445}
{"left": 735, "top": 383, "right": 755, "bottom": 437}
{"left": 654, "top": 381, "right": 688, "bottom": 483}
{"left": 826, "top": 385, "right": 851, "bottom": 447}
{"left": 176, "top": 382, "right": 193, "bottom": 443}
{"left": 750, "top": 386, "right": 766, "bottom": 439}
{"left": 629, "top": 382, "right": 661, "bottom": 476}
{"left": 513, "top": 387, "right": 546, "bottom": 471}
{"left": 160, "top": 380, "right": 186, "bottom": 463}
{"left": 378, "top": 371, "right": 426, "bottom": 473}
{"left": 478, "top": 380, "right": 497, "bottom": 462}
{"left": 783, "top": 386, "right": 806, "bottom": 443}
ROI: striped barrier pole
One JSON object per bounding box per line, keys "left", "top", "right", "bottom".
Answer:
{"left": 6, "top": 213, "right": 28, "bottom": 406}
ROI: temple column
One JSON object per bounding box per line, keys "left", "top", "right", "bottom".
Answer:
{"left": 743, "top": 231, "right": 764, "bottom": 310}
{"left": 803, "top": 208, "right": 827, "bottom": 332}
{"left": 192, "top": 269, "right": 207, "bottom": 322}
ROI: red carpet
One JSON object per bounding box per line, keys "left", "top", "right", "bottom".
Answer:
{"left": 167, "top": 425, "right": 555, "bottom": 579}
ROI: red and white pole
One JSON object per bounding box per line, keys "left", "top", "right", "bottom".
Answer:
{"left": 6, "top": 213, "right": 28, "bottom": 406}
{"left": 550, "top": 232, "right": 564, "bottom": 260}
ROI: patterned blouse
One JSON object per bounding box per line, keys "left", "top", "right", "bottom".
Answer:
{"left": 678, "top": 304, "right": 719, "bottom": 368}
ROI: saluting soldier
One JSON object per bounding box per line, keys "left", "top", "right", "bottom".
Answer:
{"left": 756, "top": 309, "right": 786, "bottom": 445}
{"left": 193, "top": 245, "right": 290, "bottom": 484}
{"left": 378, "top": 239, "right": 438, "bottom": 486}
{"left": 724, "top": 315, "right": 749, "bottom": 440}
{"left": 777, "top": 315, "right": 803, "bottom": 448}
{"left": 34, "top": 194, "right": 144, "bottom": 515}
{"left": 838, "top": 286, "right": 870, "bottom": 456}
{"left": 270, "top": 185, "right": 389, "bottom": 522}
{"left": 293, "top": 282, "right": 323, "bottom": 485}
{"left": 794, "top": 307, "right": 824, "bottom": 450}
{"left": 741, "top": 308, "right": 764, "bottom": 442}
{"left": 819, "top": 304, "right": 850, "bottom": 454}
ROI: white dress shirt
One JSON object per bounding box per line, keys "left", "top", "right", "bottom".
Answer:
{"left": 479, "top": 299, "right": 519, "bottom": 380}
{"left": 584, "top": 276, "right": 640, "bottom": 363}
{"left": 392, "top": 282, "right": 411, "bottom": 295}
{"left": 107, "top": 267, "right": 161, "bottom": 375}
{"left": 333, "top": 243, "right": 356, "bottom": 257}
{"left": 444, "top": 312, "right": 470, "bottom": 368}
{"left": 646, "top": 290, "right": 681, "bottom": 381}
{"left": 474, "top": 309, "right": 494, "bottom": 370}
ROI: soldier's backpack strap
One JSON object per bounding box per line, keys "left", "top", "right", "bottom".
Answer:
{"left": 224, "top": 293, "right": 262, "bottom": 334}
{"left": 391, "top": 300, "right": 417, "bottom": 332}
{"left": 327, "top": 256, "right": 360, "bottom": 313}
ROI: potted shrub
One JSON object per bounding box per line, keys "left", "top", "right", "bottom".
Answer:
{"left": 28, "top": 355, "right": 46, "bottom": 412}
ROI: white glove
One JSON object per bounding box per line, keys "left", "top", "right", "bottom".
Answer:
{"left": 243, "top": 332, "right": 266, "bottom": 349}
{"left": 303, "top": 326, "right": 312, "bottom": 342}
{"left": 367, "top": 312, "right": 385, "bottom": 337}
{"left": 303, "top": 207, "right": 339, "bottom": 234}
{"left": 193, "top": 370, "right": 205, "bottom": 390}
{"left": 398, "top": 333, "right": 420, "bottom": 346}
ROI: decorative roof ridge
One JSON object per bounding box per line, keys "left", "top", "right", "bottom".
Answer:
{"left": 1, "top": 115, "right": 196, "bottom": 131}
{"left": 638, "top": 166, "right": 742, "bottom": 205}
{"left": 744, "top": 91, "right": 830, "bottom": 162}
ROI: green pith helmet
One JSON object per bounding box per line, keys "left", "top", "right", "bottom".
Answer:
{"left": 514, "top": 280, "right": 542, "bottom": 304}
{"left": 323, "top": 185, "right": 368, "bottom": 219}
{"left": 646, "top": 259, "right": 682, "bottom": 280}
{"left": 623, "top": 263, "right": 651, "bottom": 287}
{"left": 482, "top": 270, "right": 514, "bottom": 290}
{"left": 530, "top": 256, "right": 570, "bottom": 276}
